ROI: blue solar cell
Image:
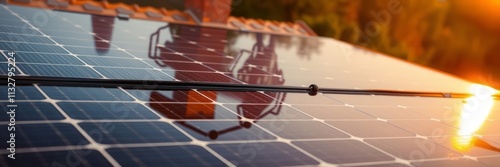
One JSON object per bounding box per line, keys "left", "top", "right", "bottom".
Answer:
{"left": 94, "top": 67, "right": 174, "bottom": 80}
{"left": 42, "top": 29, "right": 99, "bottom": 39}
{"left": 256, "top": 121, "right": 350, "bottom": 139}
{"left": 18, "top": 64, "right": 102, "bottom": 78}
{"left": 2, "top": 150, "right": 112, "bottom": 167}
{"left": 292, "top": 140, "right": 394, "bottom": 164}
{"left": 0, "top": 33, "right": 54, "bottom": 44}
{"left": 50, "top": 37, "right": 98, "bottom": 47}
{"left": 0, "top": 86, "right": 45, "bottom": 100}
{"left": 79, "top": 122, "right": 191, "bottom": 144}
{"left": 222, "top": 104, "right": 313, "bottom": 120}
{"left": 0, "top": 102, "right": 64, "bottom": 121}
{"left": 8, "top": 6, "right": 74, "bottom": 32}
{"left": 175, "top": 121, "right": 275, "bottom": 141}
{"left": 0, "top": 53, "right": 6, "bottom": 61}
{"left": 0, "top": 63, "right": 9, "bottom": 75}
{"left": 0, "top": 16, "right": 23, "bottom": 21}
{"left": 41, "top": 86, "right": 134, "bottom": 101}
{"left": 326, "top": 121, "right": 415, "bottom": 138}
{"left": 64, "top": 46, "right": 134, "bottom": 58}
{"left": 107, "top": 145, "right": 226, "bottom": 166}
{"left": 209, "top": 142, "right": 320, "bottom": 166}
{"left": 58, "top": 102, "right": 159, "bottom": 120}
{"left": 0, "top": 25, "right": 42, "bottom": 35}
{"left": 13, "top": 52, "right": 84, "bottom": 65}
{"left": 0, "top": 42, "right": 67, "bottom": 53}
{"left": 79, "top": 56, "right": 152, "bottom": 68}
{"left": 0, "top": 123, "right": 89, "bottom": 148}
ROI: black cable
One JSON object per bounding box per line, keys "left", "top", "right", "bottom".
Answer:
{"left": 3, "top": 75, "right": 498, "bottom": 99}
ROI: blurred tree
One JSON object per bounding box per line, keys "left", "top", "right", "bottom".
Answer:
{"left": 231, "top": 0, "right": 500, "bottom": 88}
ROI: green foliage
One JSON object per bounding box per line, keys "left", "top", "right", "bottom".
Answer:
{"left": 231, "top": 0, "right": 500, "bottom": 86}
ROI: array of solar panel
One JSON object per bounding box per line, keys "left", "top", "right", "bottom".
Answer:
{"left": 1, "top": 4, "right": 500, "bottom": 167}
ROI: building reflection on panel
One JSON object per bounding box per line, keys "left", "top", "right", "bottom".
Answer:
{"left": 91, "top": 15, "right": 114, "bottom": 54}
{"left": 147, "top": 24, "right": 287, "bottom": 139}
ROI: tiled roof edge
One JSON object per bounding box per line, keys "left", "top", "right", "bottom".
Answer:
{"left": 4, "top": 0, "right": 317, "bottom": 37}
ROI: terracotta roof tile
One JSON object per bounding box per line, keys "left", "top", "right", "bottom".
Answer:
{"left": 3, "top": 0, "right": 317, "bottom": 36}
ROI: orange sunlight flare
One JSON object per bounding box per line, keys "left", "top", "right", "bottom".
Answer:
{"left": 453, "top": 84, "right": 498, "bottom": 151}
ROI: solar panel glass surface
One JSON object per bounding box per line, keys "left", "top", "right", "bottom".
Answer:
{"left": 1, "top": 5, "right": 499, "bottom": 167}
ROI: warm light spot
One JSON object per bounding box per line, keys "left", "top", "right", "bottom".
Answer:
{"left": 455, "top": 0, "right": 500, "bottom": 31}
{"left": 453, "top": 84, "right": 498, "bottom": 151}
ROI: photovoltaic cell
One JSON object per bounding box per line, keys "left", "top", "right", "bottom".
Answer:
{"left": 222, "top": 104, "right": 313, "bottom": 120}
{"left": 365, "top": 138, "right": 461, "bottom": 160}
{"left": 107, "top": 146, "right": 226, "bottom": 166}
{"left": 292, "top": 140, "right": 395, "bottom": 164}
{"left": 0, "top": 86, "right": 45, "bottom": 100}
{"left": 208, "top": 142, "right": 320, "bottom": 166}
{"left": 293, "top": 105, "right": 375, "bottom": 120}
{"left": 17, "top": 64, "right": 102, "bottom": 78}
{"left": 326, "top": 121, "right": 415, "bottom": 138}
{"left": 57, "top": 102, "right": 159, "bottom": 120}
{"left": 40, "top": 86, "right": 134, "bottom": 101}
{"left": 387, "top": 120, "right": 458, "bottom": 136}
{"left": 355, "top": 107, "right": 430, "bottom": 120}
{"left": 1, "top": 4, "right": 499, "bottom": 167}
{"left": 2, "top": 150, "right": 112, "bottom": 167}
{"left": 0, "top": 33, "right": 54, "bottom": 44}
{"left": 79, "top": 56, "right": 152, "bottom": 68}
{"left": 13, "top": 52, "right": 84, "bottom": 65}
{"left": 0, "top": 123, "right": 89, "bottom": 148}
{"left": 0, "top": 102, "right": 63, "bottom": 120}
{"left": 94, "top": 66, "right": 174, "bottom": 80}
{"left": 78, "top": 122, "right": 191, "bottom": 144}
{"left": 174, "top": 121, "right": 276, "bottom": 141}
{"left": 256, "top": 121, "right": 350, "bottom": 139}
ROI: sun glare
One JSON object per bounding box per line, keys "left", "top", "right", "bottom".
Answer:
{"left": 453, "top": 84, "right": 498, "bottom": 151}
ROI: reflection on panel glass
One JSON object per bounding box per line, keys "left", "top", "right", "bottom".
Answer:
{"left": 145, "top": 24, "right": 289, "bottom": 140}
{"left": 453, "top": 84, "right": 499, "bottom": 152}
{"left": 148, "top": 89, "right": 287, "bottom": 140}
{"left": 91, "top": 15, "right": 114, "bottom": 54}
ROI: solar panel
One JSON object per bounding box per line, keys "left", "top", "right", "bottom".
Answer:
{"left": 1, "top": 4, "right": 500, "bottom": 167}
